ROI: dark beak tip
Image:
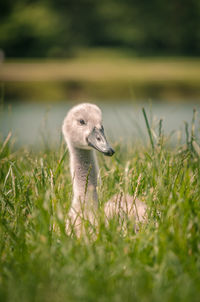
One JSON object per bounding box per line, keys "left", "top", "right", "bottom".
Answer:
{"left": 105, "top": 148, "right": 115, "bottom": 156}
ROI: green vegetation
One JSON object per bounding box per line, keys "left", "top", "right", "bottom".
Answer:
{"left": 1, "top": 53, "right": 200, "bottom": 101}
{"left": 0, "top": 110, "right": 200, "bottom": 301}
{"left": 1, "top": 0, "right": 200, "bottom": 57}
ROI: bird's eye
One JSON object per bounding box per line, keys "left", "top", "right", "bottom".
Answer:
{"left": 79, "top": 119, "right": 86, "bottom": 125}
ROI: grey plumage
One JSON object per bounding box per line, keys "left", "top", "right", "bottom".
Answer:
{"left": 62, "top": 103, "right": 146, "bottom": 236}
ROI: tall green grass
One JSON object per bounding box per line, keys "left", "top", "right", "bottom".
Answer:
{"left": 0, "top": 110, "right": 200, "bottom": 302}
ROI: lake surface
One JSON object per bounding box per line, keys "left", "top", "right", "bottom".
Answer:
{"left": 0, "top": 101, "right": 199, "bottom": 148}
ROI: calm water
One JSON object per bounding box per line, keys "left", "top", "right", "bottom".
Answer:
{"left": 0, "top": 101, "right": 199, "bottom": 147}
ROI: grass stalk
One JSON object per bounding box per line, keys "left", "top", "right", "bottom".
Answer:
{"left": 142, "top": 107, "right": 155, "bottom": 151}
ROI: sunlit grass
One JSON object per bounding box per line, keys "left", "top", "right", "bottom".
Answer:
{"left": 0, "top": 109, "right": 200, "bottom": 301}
{"left": 2, "top": 57, "right": 200, "bottom": 83}
{"left": 1, "top": 49, "right": 200, "bottom": 100}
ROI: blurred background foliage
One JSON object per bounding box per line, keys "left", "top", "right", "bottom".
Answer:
{"left": 0, "top": 0, "right": 200, "bottom": 102}
{"left": 0, "top": 0, "right": 200, "bottom": 58}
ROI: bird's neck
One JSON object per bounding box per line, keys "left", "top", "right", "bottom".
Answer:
{"left": 69, "top": 145, "right": 99, "bottom": 209}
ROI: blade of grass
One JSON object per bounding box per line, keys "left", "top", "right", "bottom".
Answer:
{"left": 55, "top": 148, "right": 68, "bottom": 177}
{"left": 0, "top": 131, "right": 12, "bottom": 155}
{"left": 142, "top": 107, "right": 154, "bottom": 152}
{"left": 184, "top": 121, "right": 190, "bottom": 148}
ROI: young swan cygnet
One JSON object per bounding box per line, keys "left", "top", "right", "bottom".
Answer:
{"left": 62, "top": 103, "right": 146, "bottom": 235}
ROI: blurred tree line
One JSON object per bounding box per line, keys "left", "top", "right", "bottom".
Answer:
{"left": 0, "top": 0, "right": 200, "bottom": 58}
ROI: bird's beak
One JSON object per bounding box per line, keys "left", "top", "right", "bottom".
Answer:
{"left": 87, "top": 127, "right": 115, "bottom": 156}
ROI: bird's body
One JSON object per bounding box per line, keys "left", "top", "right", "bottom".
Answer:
{"left": 62, "top": 103, "right": 146, "bottom": 236}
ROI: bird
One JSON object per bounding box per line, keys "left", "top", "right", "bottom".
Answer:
{"left": 62, "top": 103, "right": 146, "bottom": 236}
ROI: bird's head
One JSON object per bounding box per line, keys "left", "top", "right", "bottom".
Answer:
{"left": 62, "top": 103, "right": 115, "bottom": 156}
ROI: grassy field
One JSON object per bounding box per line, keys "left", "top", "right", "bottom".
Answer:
{"left": 0, "top": 109, "right": 200, "bottom": 302}
{"left": 1, "top": 49, "right": 200, "bottom": 101}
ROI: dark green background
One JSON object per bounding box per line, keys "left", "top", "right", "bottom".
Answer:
{"left": 1, "top": 0, "right": 200, "bottom": 58}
